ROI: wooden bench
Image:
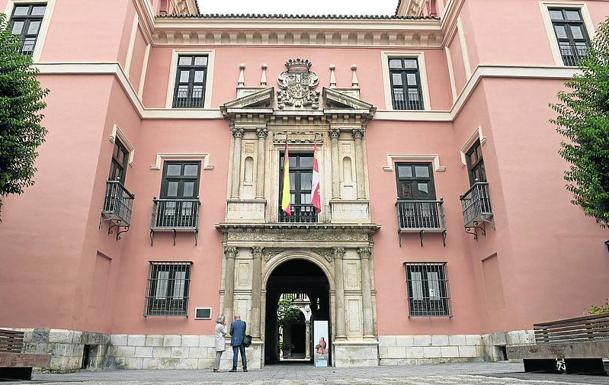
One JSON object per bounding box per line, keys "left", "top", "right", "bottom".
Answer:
{"left": 507, "top": 314, "right": 609, "bottom": 375}
{"left": 0, "top": 329, "right": 50, "bottom": 380}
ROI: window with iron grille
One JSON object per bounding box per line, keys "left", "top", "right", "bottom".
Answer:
{"left": 465, "top": 140, "right": 486, "bottom": 186}
{"left": 109, "top": 139, "right": 129, "bottom": 182}
{"left": 9, "top": 3, "right": 46, "bottom": 55}
{"left": 404, "top": 263, "right": 450, "bottom": 317}
{"left": 173, "top": 55, "right": 208, "bottom": 108}
{"left": 145, "top": 262, "right": 192, "bottom": 316}
{"left": 388, "top": 58, "right": 424, "bottom": 111}
{"left": 549, "top": 8, "right": 591, "bottom": 66}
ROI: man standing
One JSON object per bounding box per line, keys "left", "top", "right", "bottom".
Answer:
{"left": 229, "top": 314, "right": 247, "bottom": 372}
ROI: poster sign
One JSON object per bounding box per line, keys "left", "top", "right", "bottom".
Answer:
{"left": 313, "top": 320, "right": 329, "bottom": 367}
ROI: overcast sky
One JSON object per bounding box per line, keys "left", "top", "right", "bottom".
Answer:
{"left": 197, "top": 0, "right": 398, "bottom": 15}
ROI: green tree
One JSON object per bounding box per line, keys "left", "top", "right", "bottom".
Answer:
{"left": 551, "top": 18, "right": 609, "bottom": 226}
{"left": 0, "top": 13, "right": 48, "bottom": 218}
{"left": 276, "top": 298, "right": 301, "bottom": 328}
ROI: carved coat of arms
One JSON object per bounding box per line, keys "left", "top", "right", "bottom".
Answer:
{"left": 277, "top": 59, "right": 320, "bottom": 110}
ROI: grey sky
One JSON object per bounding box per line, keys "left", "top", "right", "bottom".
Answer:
{"left": 196, "top": 0, "right": 398, "bottom": 15}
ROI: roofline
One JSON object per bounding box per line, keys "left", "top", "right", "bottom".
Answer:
{"left": 157, "top": 13, "right": 439, "bottom": 21}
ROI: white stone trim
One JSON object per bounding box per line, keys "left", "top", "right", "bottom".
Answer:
{"left": 165, "top": 49, "right": 215, "bottom": 109}
{"left": 539, "top": 1, "right": 596, "bottom": 66}
{"left": 383, "top": 154, "right": 446, "bottom": 172}
{"left": 459, "top": 126, "right": 486, "bottom": 166}
{"left": 456, "top": 17, "right": 472, "bottom": 79}
{"left": 150, "top": 153, "right": 214, "bottom": 171}
{"left": 444, "top": 46, "right": 457, "bottom": 102}
{"left": 138, "top": 43, "right": 151, "bottom": 98}
{"left": 381, "top": 51, "right": 432, "bottom": 111}
{"left": 124, "top": 14, "right": 139, "bottom": 76}
{"left": 110, "top": 124, "right": 135, "bottom": 166}
{"left": 4, "top": 0, "right": 56, "bottom": 63}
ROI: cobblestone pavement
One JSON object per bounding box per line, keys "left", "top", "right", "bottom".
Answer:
{"left": 12, "top": 362, "right": 608, "bottom": 384}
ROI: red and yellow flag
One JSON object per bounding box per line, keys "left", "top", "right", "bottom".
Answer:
{"left": 311, "top": 142, "right": 321, "bottom": 213}
{"left": 281, "top": 138, "right": 292, "bottom": 216}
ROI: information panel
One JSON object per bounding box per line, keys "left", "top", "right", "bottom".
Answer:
{"left": 313, "top": 320, "right": 329, "bottom": 367}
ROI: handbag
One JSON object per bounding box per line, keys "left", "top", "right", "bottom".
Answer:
{"left": 243, "top": 334, "right": 252, "bottom": 347}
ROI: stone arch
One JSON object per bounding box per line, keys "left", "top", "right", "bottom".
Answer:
{"left": 263, "top": 250, "right": 334, "bottom": 291}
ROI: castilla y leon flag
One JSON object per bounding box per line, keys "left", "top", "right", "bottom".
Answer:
{"left": 281, "top": 138, "right": 292, "bottom": 216}
{"left": 311, "top": 142, "right": 321, "bottom": 213}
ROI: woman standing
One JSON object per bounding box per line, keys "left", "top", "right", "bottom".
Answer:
{"left": 213, "top": 315, "right": 227, "bottom": 372}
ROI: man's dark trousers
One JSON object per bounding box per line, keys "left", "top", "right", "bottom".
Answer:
{"left": 232, "top": 345, "right": 246, "bottom": 370}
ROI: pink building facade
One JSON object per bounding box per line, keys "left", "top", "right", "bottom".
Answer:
{"left": 1, "top": 0, "right": 608, "bottom": 371}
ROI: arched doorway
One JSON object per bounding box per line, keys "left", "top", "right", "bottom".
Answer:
{"left": 264, "top": 259, "right": 330, "bottom": 365}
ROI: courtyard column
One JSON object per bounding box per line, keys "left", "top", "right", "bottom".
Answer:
{"left": 305, "top": 320, "right": 311, "bottom": 360}
{"left": 352, "top": 128, "right": 366, "bottom": 199}
{"left": 334, "top": 247, "right": 346, "bottom": 339}
{"left": 329, "top": 128, "right": 340, "bottom": 199}
{"left": 358, "top": 247, "right": 374, "bottom": 337}
{"left": 250, "top": 246, "right": 263, "bottom": 338}
{"left": 255, "top": 128, "right": 268, "bottom": 199}
{"left": 230, "top": 127, "right": 244, "bottom": 198}
{"left": 223, "top": 246, "right": 238, "bottom": 323}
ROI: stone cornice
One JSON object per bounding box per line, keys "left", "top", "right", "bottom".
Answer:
{"left": 216, "top": 223, "right": 380, "bottom": 233}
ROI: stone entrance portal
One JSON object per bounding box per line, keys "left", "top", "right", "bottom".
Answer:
{"left": 264, "top": 259, "right": 330, "bottom": 365}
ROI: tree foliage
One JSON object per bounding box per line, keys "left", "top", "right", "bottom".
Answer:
{"left": 0, "top": 13, "right": 48, "bottom": 217}
{"left": 277, "top": 298, "right": 301, "bottom": 328}
{"left": 551, "top": 18, "right": 609, "bottom": 226}
{"left": 588, "top": 299, "right": 609, "bottom": 315}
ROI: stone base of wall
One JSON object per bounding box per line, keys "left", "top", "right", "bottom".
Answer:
{"left": 379, "top": 330, "right": 535, "bottom": 366}
{"left": 333, "top": 340, "right": 379, "bottom": 367}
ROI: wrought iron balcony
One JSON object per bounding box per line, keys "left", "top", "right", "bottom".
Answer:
{"left": 460, "top": 182, "right": 493, "bottom": 238}
{"left": 392, "top": 95, "right": 424, "bottom": 111}
{"left": 560, "top": 43, "right": 589, "bottom": 66}
{"left": 102, "top": 180, "right": 135, "bottom": 228}
{"left": 278, "top": 204, "right": 318, "bottom": 223}
{"left": 396, "top": 199, "right": 446, "bottom": 246}
{"left": 172, "top": 89, "right": 204, "bottom": 108}
{"left": 150, "top": 198, "right": 201, "bottom": 245}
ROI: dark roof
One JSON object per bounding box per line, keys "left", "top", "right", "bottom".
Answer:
{"left": 157, "top": 13, "right": 438, "bottom": 20}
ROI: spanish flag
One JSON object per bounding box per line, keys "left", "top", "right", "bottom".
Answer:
{"left": 281, "top": 138, "right": 292, "bottom": 216}
{"left": 311, "top": 142, "right": 321, "bottom": 213}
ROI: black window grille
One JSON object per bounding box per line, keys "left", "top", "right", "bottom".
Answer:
{"left": 173, "top": 55, "right": 208, "bottom": 108}
{"left": 9, "top": 3, "right": 46, "bottom": 55}
{"left": 549, "top": 8, "right": 591, "bottom": 66}
{"left": 395, "top": 163, "right": 444, "bottom": 231}
{"left": 278, "top": 153, "right": 317, "bottom": 223}
{"left": 405, "top": 263, "right": 451, "bottom": 317}
{"left": 145, "top": 262, "right": 192, "bottom": 316}
{"left": 152, "top": 161, "right": 201, "bottom": 229}
{"left": 465, "top": 140, "right": 486, "bottom": 186}
{"left": 109, "top": 139, "right": 129, "bottom": 183}
{"left": 388, "top": 58, "right": 424, "bottom": 110}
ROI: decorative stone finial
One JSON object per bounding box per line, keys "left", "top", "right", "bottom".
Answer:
{"left": 237, "top": 64, "right": 246, "bottom": 87}
{"left": 329, "top": 65, "right": 337, "bottom": 88}
{"left": 351, "top": 65, "right": 359, "bottom": 88}
{"left": 260, "top": 64, "right": 268, "bottom": 86}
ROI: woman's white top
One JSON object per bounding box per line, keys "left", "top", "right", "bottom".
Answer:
{"left": 215, "top": 323, "right": 226, "bottom": 351}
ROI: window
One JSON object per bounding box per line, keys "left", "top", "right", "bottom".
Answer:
{"left": 549, "top": 8, "right": 591, "bottom": 66}
{"left": 153, "top": 161, "right": 201, "bottom": 228}
{"left": 109, "top": 139, "right": 129, "bottom": 182}
{"left": 279, "top": 153, "right": 316, "bottom": 223}
{"left": 145, "top": 262, "right": 192, "bottom": 316}
{"left": 173, "top": 55, "right": 208, "bottom": 108}
{"left": 388, "top": 58, "right": 424, "bottom": 110}
{"left": 405, "top": 263, "right": 450, "bottom": 317}
{"left": 9, "top": 3, "right": 46, "bottom": 55}
{"left": 465, "top": 140, "right": 486, "bottom": 185}
{"left": 395, "top": 163, "right": 442, "bottom": 230}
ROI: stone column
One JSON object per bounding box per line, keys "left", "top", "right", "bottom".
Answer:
{"left": 230, "top": 127, "right": 244, "bottom": 198}
{"left": 329, "top": 128, "right": 340, "bottom": 199}
{"left": 352, "top": 128, "right": 366, "bottom": 199}
{"left": 358, "top": 247, "right": 374, "bottom": 337}
{"left": 223, "top": 246, "right": 238, "bottom": 323}
{"left": 255, "top": 128, "right": 268, "bottom": 199}
{"left": 250, "top": 246, "right": 263, "bottom": 338}
{"left": 333, "top": 247, "right": 346, "bottom": 339}
{"left": 305, "top": 320, "right": 311, "bottom": 360}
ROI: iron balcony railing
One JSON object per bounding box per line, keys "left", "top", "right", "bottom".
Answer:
{"left": 392, "top": 93, "right": 424, "bottom": 111}
{"left": 396, "top": 199, "right": 446, "bottom": 232}
{"left": 278, "top": 204, "right": 318, "bottom": 223}
{"left": 172, "top": 89, "right": 204, "bottom": 108}
{"left": 102, "top": 180, "right": 135, "bottom": 227}
{"left": 560, "top": 43, "right": 589, "bottom": 66}
{"left": 151, "top": 198, "right": 201, "bottom": 230}
{"left": 460, "top": 182, "right": 493, "bottom": 228}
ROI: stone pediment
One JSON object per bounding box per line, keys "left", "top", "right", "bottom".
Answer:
{"left": 220, "top": 87, "right": 274, "bottom": 116}
{"left": 322, "top": 88, "right": 375, "bottom": 113}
